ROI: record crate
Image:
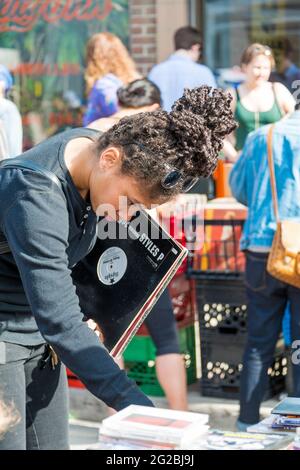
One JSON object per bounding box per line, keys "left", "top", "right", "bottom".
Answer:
{"left": 195, "top": 278, "right": 248, "bottom": 342}
{"left": 136, "top": 274, "right": 197, "bottom": 336}
{"left": 187, "top": 213, "right": 287, "bottom": 399}
{"left": 157, "top": 193, "right": 207, "bottom": 277}
{"left": 123, "top": 322, "right": 197, "bottom": 397}
{"left": 187, "top": 218, "right": 246, "bottom": 282}
{"left": 67, "top": 368, "right": 85, "bottom": 389}
{"left": 199, "top": 337, "right": 287, "bottom": 399}
{"left": 187, "top": 215, "right": 247, "bottom": 342}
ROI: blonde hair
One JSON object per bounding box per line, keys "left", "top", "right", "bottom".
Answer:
{"left": 85, "top": 32, "right": 138, "bottom": 94}
{"left": 241, "top": 43, "right": 275, "bottom": 68}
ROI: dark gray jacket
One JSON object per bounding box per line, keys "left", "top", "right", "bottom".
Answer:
{"left": 0, "top": 127, "right": 153, "bottom": 411}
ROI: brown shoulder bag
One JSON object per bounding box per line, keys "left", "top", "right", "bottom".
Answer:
{"left": 267, "top": 124, "right": 300, "bottom": 288}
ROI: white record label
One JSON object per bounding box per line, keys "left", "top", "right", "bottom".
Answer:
{"left": 97, "top": 247, "right": 128, "bottom": 285}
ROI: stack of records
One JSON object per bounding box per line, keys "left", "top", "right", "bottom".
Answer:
{"left": 96, "top": 405, "right": 209, "bottom": 450}
{"left": 185, "top": 429, "right": 292, "bottom": 450}
{"left": 247, "top": 416, "right": 290, "bottom": 434}
{"left": 270, "top": 397, "right": 300, "bottom": 432}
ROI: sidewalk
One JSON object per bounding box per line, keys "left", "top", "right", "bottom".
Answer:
{"left": 68, "top": 382, "right": 284, "bottom": 449}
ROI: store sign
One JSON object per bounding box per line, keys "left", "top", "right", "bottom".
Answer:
{"left": 0, "top": 0, "right": 113, "bottom": 32}
{"left": 0, "top": 0, "right": 129, "bottom": 149}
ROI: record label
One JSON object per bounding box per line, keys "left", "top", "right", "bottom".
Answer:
{"left": 97, "top": 247, "right": 128, "bottom": 285}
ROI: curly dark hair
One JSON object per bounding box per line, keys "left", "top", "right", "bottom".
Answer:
{"left": 117, "top": 78, "right": 162, "bottom": 108}
{"left": 96, "top": 86, "right": 237, "bottom": 199}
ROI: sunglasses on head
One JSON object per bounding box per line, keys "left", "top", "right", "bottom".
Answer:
{"left": 253, "top": 45, "right": 272, "bottom": 56}
{"left": 161, "top": 169, "right": 198, "bottom": 192}
{"left": 122, "top": 141, "right": 198, "bottom": 192}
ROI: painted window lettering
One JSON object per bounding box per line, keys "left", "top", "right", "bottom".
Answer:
{"left": 0, "top": 0, "right": 113, "bottom": 32}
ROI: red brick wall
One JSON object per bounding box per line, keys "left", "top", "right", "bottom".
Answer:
{"left": 129, "top": 0, "right": 157, "bottom": 76}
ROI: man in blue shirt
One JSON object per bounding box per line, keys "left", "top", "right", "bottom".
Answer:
{"left": 148, "top": 26, "right": 217, "bottom": 111}
{"left": 270, "top": 38, "right": 300, "bottom": 94}
{"left": 229, "top": 105, "right": 300, "bottom": 429}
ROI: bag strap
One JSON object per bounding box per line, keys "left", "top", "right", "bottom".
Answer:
{"left": 272, "top": 82, "right": 284, "bottom": 118}
{"left": 0, "top": 159, "right": 62, "bottom": 254}
{"left": 0, "top": 158, "right": 62, "bottom": 189}
{"left": 267, "top": 124, "right": 280, "bottom": 222}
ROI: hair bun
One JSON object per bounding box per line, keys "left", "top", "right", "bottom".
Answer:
{"left": 117, "top": 85, "right": 132, "bottom": 104}
{"left": 117, "top": 79, "right": 161, "bottom": 108}
{"left": 169, "top": 86, "right": 237, "bottom": 177}
{"left": 117, "top": 81, "right": 145, "bottom": 104}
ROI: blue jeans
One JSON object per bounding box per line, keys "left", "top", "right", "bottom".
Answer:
{"left": 239, "top": 251, "right": 300, "bottom": 424}
{"left": 0, "top": 342, "right": 69, "bottom": 450}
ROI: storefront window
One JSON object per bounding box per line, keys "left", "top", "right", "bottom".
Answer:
{"left": 0, "top": 0, "right": 129, "bottom": 149}
{"left": 203, "top": 0, "right": 300, "bottom": 72}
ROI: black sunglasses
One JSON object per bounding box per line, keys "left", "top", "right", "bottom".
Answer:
{"left": 161, "top": 170, "right": 198, "bottom": 192}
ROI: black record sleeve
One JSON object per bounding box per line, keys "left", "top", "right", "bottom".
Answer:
{"left": 71, "top": 210, "right": 187, "bottom": 353}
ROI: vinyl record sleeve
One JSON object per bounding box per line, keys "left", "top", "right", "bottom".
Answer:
{"left": 72, "top": 210, "right": 187, "bottom": 356}
{"left": 100, "top": 405, "right": 208, "bottom": 445}
{"left": 195, "top": 429, "right": 292, "bottom": 450}
{"left": 271, "top": 397, "right": 300, "bottom": 416}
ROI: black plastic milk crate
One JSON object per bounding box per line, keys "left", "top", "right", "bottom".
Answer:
{"left": 187, "top": 218, "right": 246, "bottom": 282}
{"left": 199, "top": 337, "right": 287, "bottom": 399}
{"left": 196, "top": 278, "right": 248, "bottom": 341}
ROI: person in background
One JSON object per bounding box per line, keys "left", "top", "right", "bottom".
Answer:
{"left": 83, "top": 32, "right": 140, "bottom": 126}
{"left": 223, "top": 43, "right": 295, "bottom": 162}
{"left": 87, "top": 78, "right": 188, "bottom": 410}
{"left": 150, "top": 26, "right": 217, "bottom": 198}
{"left": 0, "top": 65, "right": 23, "bottom": 158}
{"left": 88, "top": 78, "right": 160, "bottom": 132}
{"left": 270, "top": 38, "right": 300, "bottom": 94}
{"left": 229, "top": 104, "right": 300, "bottom": 430}
{"left": 148, "top": 26, "right": 217, "bottom": 112}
